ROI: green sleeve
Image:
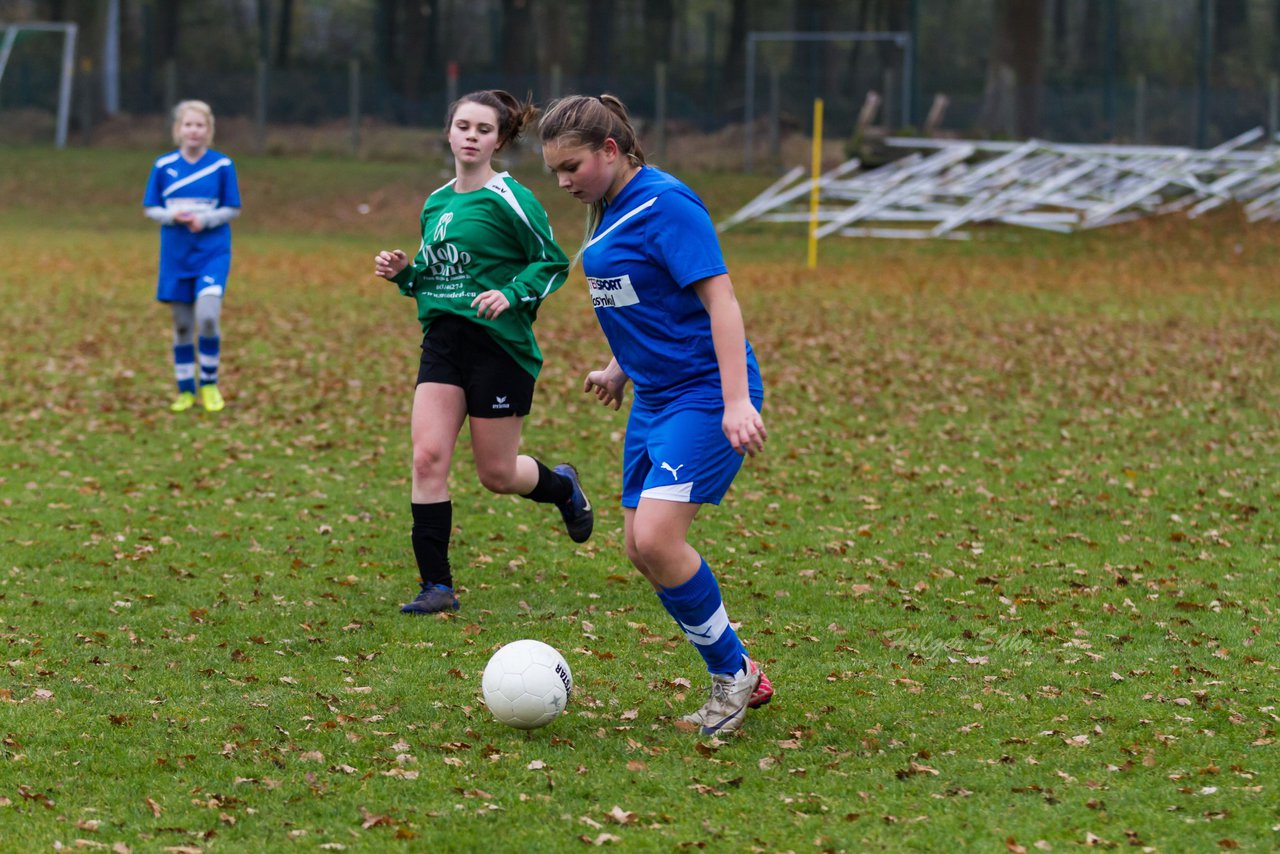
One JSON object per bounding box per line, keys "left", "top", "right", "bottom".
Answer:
{"left": 496, "top": 188, "right": 570, "bottom": 313}
{"left": 389, "top": 202, "right": 431, "bottom": 297}
{"left": 390, "top": 264, "right": 415, "bottom": 296}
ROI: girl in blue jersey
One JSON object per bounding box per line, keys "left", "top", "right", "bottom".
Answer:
{"left": 540, "top": 94, "right": 773, "bottom": 737}
{"left": 143, "top": 100, "right": 241, "bottom": 413}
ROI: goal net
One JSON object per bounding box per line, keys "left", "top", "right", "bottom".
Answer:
{"left": 0, "top": 21, "right": 77, "bottom": 147}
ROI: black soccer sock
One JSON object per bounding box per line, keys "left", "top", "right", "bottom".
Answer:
{"left": 520, "top": 459, "right": 573, "bottom": 505}
{"left": 411, "top": 501, "right": 453, "bottom": 588}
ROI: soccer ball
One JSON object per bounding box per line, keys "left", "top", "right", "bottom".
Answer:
{"left": 481, "top": 639, "right": 573, "bottom": 730}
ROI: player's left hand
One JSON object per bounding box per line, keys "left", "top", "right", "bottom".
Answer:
{"left": 722, "top": 398, "right": 767, "bottom": 457}
{"left": 175, "top": 211, "right": 205, "bottom": 233}
{"left": 472, "top": 290, "right": 510, "bottom": 320}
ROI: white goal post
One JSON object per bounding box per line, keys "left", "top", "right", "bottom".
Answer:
{"left": 743, "top": 30, "right": 913, "bottom": 172}
{"left": 0, "top": 21, "right": 78, "bottom": 148}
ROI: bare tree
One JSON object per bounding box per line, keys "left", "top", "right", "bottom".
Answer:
{"left": 644, "top": 0, "right": 675, "bottom": 65}
{"left": 532, "top": 0, "right": 568, "bottom": 99}
{"left": 500, "top": 0, "right": 534, "bottom": 77}
{"left": 274, "top": 0, "right": 294, "bottom": 68}
{"left": 1008, "top": 0, "right": 1045, "bottom": 136}
{"left": 1078, "top": 0, "right": 1102, "bottom": 75}
{"left": 140, "top": 0, "right": 178, "bottom": 111}
{"left": 1214, "top": 0, "right": 1247, "bottom": 57}
{"left": 374, "top": 0, "right": 437, "bottom": 122}
{"left": 981, "top": 0, "right": 1044, "bottom": 137}
{"left": 720, "top": 0, "right": 749, "bottom": 110}
{"left": 1050, "top": 0, "right": 1069, "bottom": 70}
{"left": 583, "top": 2, "right": 613, "bottom": 82}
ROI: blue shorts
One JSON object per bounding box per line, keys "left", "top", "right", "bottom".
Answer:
{"left": 620, "top": 391, "right": 764, "bottom": 508}
{"left": 156, "top": 259, "right": 230, "bottom": 303}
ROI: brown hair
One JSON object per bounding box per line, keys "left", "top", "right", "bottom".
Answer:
{"left": 171, "top": 99, "right": 215, "bottom": 146}
{"left": 538, "top": 94, "right": 646, "bottom": 259}
{"left": 447, "top": 89, "right": 536, "bottom": 150}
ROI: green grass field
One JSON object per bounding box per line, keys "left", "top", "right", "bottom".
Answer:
{"left": 1, "top": 146, "right": 1278, "bottom": 852}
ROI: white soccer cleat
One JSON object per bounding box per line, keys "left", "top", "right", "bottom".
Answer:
{"left": 681, "top": 660, "right": 762, "bottom": 737}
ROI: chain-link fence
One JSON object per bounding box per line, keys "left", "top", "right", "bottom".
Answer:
{"left": 3, "top": 1, "right": 1279, "bottom": 168}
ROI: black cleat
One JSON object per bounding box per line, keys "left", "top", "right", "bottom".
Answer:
{"left": 553, "top": 463, "right": 594, "bottom": 543}
{"left": 400, "top": 583, "right": 460, "bottom": 614}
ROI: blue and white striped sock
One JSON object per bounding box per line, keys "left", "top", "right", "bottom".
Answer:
{"left": 198, "top": 336, "right": 220, "bottom": 386}
{"left": 657, "top": 558, "right": 748, "bottom": 676}
{"left": 173, "top": 343, "right": 196, "bottom": 394}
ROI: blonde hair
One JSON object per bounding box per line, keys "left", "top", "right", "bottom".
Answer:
{"left": 448, "top": 89, "right": 536, "bottom": 151}
{"left": 171, "top": 100, "right": 215, "bottom": 146}
{"left": 538, "top": 94, "right": 646, "bottom": 260}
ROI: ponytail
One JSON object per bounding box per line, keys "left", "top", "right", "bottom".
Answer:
{"left": 447, "top": 89, "right": 536, "bottom": 150}
{"left": 539, "top": 94, "right": 646, "bottom": 261}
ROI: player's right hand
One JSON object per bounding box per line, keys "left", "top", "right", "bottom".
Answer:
{"left": 583, "top": 365, "right": 628, "bottom": 411}
{"left": 374, "top": 249, "right": 409, "bottom": 278}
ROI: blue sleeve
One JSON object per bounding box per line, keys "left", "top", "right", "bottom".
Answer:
{"left": 648, "top": 188, "right": 728, "bottom": 288}
{"left": 221, "top": 159, "right": 242, "bottom": 208}
{"left": 143, "top": 164, "right": 164, "bottom": 207}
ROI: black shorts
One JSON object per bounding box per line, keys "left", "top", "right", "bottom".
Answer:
{"left": 417, "top": 315, "right": 535, "bottom": 418}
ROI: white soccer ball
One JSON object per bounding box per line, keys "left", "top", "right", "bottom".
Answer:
{"left": 481, "top": 639, "right": 573, "bottom": 730}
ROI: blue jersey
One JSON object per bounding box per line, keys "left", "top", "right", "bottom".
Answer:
{"left": 143, "top": 149, "right": 241, "bottom": 282}
{"left": 582, "top": 166, "right": 762, "bottom": 407}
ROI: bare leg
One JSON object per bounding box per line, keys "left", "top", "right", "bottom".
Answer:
{"left": 623, "top": 500, "right": 703, "bottom": 590}
{"left": 469, "top": 415, "right": 540, "bottom": 495}
{"left": 410, "top": 382, "right": 467, "bottom": 503}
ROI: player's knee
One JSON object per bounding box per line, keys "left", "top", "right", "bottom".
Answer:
{"left": 631, "top": 527, "right": 678, "bottom": 568}
{"left": 475, "top": 462, "right": 517, "bottom": 495}
{"left": 196, "top": 316, "right": 219, "bottom": 338}
{"left": 624, "top": 538, "right": 646, "bottom": 571}
{"left": 411, "top": 445, "right": 448, "bottom": 482}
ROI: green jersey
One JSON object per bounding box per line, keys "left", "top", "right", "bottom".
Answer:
{"left": 391, "top": 172, "right": 569, "bottom": 379}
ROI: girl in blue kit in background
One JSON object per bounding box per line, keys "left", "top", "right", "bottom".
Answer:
{"left": 539, "top": 94, "right": 773, "bottom": 737}
{"left": 143, "top": 100, "right": 241, "bottom": 413}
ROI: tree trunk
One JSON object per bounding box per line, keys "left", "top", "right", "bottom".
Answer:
{"left": 583, "top": 2, "right": 613, "bottom": 82}
{"left": 398, "top": 0, "right": 433, "bottom": 122}
{"left": 981, "top": 0, "right": 1043, "bottom": 137}
{"left": 533, "top": 0, "right": 567, "bottom": 98}
{"left": 1208, "top": 0, "right": 1249, "bottom": 85}
{"left": 1213, "top": 0, "right": 1247, "bottom": 71}
{"left": 1008, "top": 0, "right": 1045, "bottom": 136}
{"left": 274, "top": 0, "right": 294, "bottom": 68}
{"left": 1079, "top": 0, "right": 1101, "bottom": 76}
{"left": 500, "top": 0, "right": 533, "bottom": 76}
{"left": 719, "top": 0, "right": 748, "bottom": 112}
{"left": 875, "top": 0, "right": 909, "bottom": 68}
{"left": 643, "top": 0, "right": 675, "bottom": 65}
{"left": 155, "top": 0, "right": 180, "bottom": 65}
{"left": 1050, "top": 0, "right": 1069, "bottom": 70}
{"left": 846, "top": 0, "right": 872, "bottom": 80}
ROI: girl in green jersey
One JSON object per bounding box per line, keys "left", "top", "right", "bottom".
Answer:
{"left": 375, "top": 90, "right": 593, "bottom": 614}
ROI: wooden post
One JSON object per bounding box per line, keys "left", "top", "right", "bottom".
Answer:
{"left": 78, "top": 56, "right": 93, "bottom": 145}
{"left": 162, "top": 58, "right": 176, "bottom": 112}
{"left": 349, "top": 58, "right": 360, "bottom": 157}
{"left": 654, "top": 62, "right": 667, "bottom": 163}
{"left": 255, "top": 57, "right": 267, "bottom": 154}
{"left": 1134, "top": 74, "right": 1146, "bottom": 144}
{"left": 1270, "top": 73, "right": 1279, "bottom": 146}
{"left": 768, "top": 65, "right": 781, "bottom": 163}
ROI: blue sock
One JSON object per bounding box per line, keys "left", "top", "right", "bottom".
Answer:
{"left": 657, "top": 558, "right": 748, "bottom": 676}
{"left": 173, "top": 343, "right": 196, "bottom": 394}
{"left": 198, "top": 335, "right": 220, "bottom": 386}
